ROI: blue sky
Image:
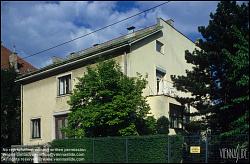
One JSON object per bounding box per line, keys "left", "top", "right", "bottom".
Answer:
{"left": 1, "top": 1, "right": 219, "bottom": 68}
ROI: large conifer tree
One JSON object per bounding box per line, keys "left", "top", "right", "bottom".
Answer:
{"left": 171, "top": 1, "right": 249, "bottom": 136}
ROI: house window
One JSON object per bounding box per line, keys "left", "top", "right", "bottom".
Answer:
{"left": 156, "top": 40, "right": 164, "bottom": 54}
{"left": 55, "top": 115, "right": 68, "bottom": 139}
{"left": 58, "top": 74, "right": 71, "bottom": 96}
{"left": 169, "top": 103, "right": 183, "bottom": 129}
{"left": 31, "top": 118, "right": 41, "bottom": 139}
{"left": 156, "top": 69, "right": 166, "bottom": 94}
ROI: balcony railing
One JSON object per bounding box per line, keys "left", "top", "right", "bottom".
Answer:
{"left": 157, "top": 80, "right": 178, "bottom": 97}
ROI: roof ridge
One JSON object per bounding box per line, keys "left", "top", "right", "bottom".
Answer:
{"left": 75, "top": 23, "right": 158, "bottom": 54}
{"left": 59, "top": 23, "right": 159, "bottom": 62}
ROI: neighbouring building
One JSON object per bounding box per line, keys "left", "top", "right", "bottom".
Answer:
{"left": 1, "top": 44, "right": 37, "bottom": 74}
{"left": 16, "top": 18, "right": 198, "bottom": 145}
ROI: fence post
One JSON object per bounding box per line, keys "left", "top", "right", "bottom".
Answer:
{"left": 168, "top": 135, "right": 170, "bottom": 163}
{"left": 92, "top": 138, "right": 95, "bottom": 163}
{"left": 205, "top": 135, "right": 208, "bottom": 163}
{"left": 125, "top": 138, "right": 128, "bottom": 163}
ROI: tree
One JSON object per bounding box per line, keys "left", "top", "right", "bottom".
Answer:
{"left": 1, "top": 68, "right": 21, "bottom": 147}
{"left": 156, "top": 116, "right": 169, "bottom": 134}
{"left": 221, "top": 27, "right": 249, "bottom": 136}
{"left": 184, "top": 120, "right": 204, "bottom": 135}
{"left": 64, "top": 59, "right": 153, "bottom": 138}
{"left": 171, "top": 1, "right": 249, "bottom": 136}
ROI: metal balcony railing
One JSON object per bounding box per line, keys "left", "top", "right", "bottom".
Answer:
{"left": 157, "top": 80, "right": 178, "bottom": 97}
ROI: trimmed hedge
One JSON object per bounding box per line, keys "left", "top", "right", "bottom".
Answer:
{"left": 49, "top": 135, "right": 183, "bottom": 163}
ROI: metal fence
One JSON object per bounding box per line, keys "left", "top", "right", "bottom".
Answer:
{"left": 2, "top": 134, "right": 249, "bottom": 163}
{"left": 49, "top": 135, "right": 184, "bottom": 163}
{"left": 183, "top": 134, "right": 249, "bottom": 163}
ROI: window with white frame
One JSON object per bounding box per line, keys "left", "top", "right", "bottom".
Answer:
{"left": 31, "top": 118, "right": 41, "bottom": 139}
{"left": 58, "top": 74, "right": 71, "bottom": 96}
{"left": 156, "top": 40, "right": 164, "bottom": 54}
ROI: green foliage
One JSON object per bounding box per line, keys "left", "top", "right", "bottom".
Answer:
{"left": 49, "top": 135, "right": 183, "bottom": 163}
{"left": 221, "top": 27, "right": 249, "bottom": 136}
{"left": 184, "top": 120, "right": 205, "bottom": 135}
{"left": 65, "top": 59, "right": 153, "bottom": 138}
{"left": 156, "top": 116, "right": 169, "bottom": 134}
{"left": 1, "top": 68, "right": 21, "bottom": 147}
{"left": 145, "top": 116, "right": 157, "bottom": 134}
{"left": 171, "top": 1, "right": 249, "bottom": 137}
{"left": 118, "top": 123, "right": 138, "bottom": 136}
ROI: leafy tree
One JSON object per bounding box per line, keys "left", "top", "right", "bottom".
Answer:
{"left": 171, "top": 1, "right": 249, "bottom": 136}
{"left": 1, "top": 68, "right": 21, "bottom": 147}
{"left": 65, "top": 59, "right": 153, "bottom": 138}
{"left": 156, "top": 116, "right": 169, "bottom": 134}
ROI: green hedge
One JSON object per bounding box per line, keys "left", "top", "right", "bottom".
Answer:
{"left": 49, "top": 135, "right": 183, "bottom": 163}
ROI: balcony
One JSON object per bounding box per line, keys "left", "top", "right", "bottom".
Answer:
{"left": 157, "top": 80, "right": 178, "bottom": 97}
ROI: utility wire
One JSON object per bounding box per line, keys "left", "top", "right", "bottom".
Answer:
{"left": 1, "top": 1, "right": 170, "bottom": 68}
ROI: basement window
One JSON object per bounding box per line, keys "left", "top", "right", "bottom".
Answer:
{"left": 58, "top": 74, "right": 71, "bottom": 96}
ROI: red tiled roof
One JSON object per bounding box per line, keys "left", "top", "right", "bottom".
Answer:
{"left": 1, "top": 45, "right": 37, "bottom": 74}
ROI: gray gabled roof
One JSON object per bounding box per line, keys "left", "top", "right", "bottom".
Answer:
{"left": 16, "top": 24, "right": 163, "bottom": 82}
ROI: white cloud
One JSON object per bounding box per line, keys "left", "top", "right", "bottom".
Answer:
{"left": 1, "top": 1, "right": 218, "bottom": 68}
{"left": 136, "top": 1, "right": 218, "bottom": 34}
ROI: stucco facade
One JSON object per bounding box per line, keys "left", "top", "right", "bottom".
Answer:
{"left": 19, "top": 18, "right": 197, "bottom": 145}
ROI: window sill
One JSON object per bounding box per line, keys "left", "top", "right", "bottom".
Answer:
{"left": 30, "top": 138, "right": 42, "bottom": 141}
{"left": 57, "top": 93, "right": 72, "bottom": 98}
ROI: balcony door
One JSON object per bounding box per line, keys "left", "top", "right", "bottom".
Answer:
{"left": 55, "top": 114, "right": 68, "bottom": 139}
{"left": 156, "top": 68, "right": 166, "bottom": 94}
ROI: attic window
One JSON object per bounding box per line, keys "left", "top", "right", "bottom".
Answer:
{"left": 156, "top": 40, "right": 164, "bottom": 54}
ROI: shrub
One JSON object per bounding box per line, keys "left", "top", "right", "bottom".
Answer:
{"left": 156, "top": 116, "right": 169, "bottom": 134}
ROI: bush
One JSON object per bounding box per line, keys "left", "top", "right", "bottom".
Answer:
{"left": 156, "top": 116, "right": 169, "bottom": 134}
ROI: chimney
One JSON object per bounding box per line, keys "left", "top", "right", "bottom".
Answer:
{"left": 9, "top": 52, "right": 19, "bottom": 72}
{"left": 157, "top": 17, "right": 161, "bottom": 25}
{"left": 127, "top": 26, "right": 135, "bottom": 34}
{"left": 67, "top": 52, "right": 78, "bottom": 59}
{"left": 51, "top": 56, "right": 63, "bottom": 64}
{"left": 126, "top": 26, "right": 136, "bottom": 39}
